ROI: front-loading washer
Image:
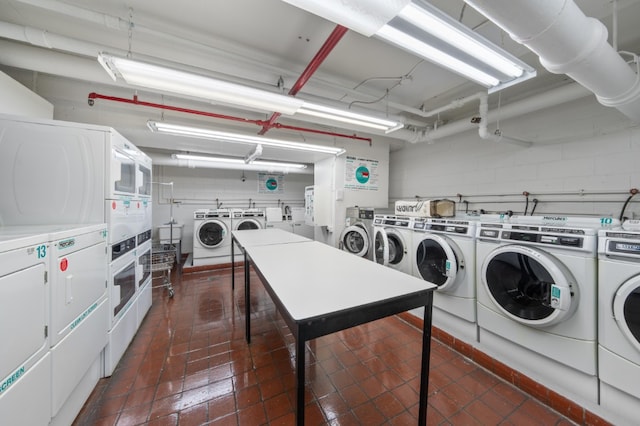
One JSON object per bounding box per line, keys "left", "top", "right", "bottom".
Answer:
{"left": 411, "top": 217, "right": 477, "bottom": 343}
{"left": 339, "top": 207, "right": 375, "bottom": 260}
{"left": 193, "top": 209, "right": 232, "bottom": 266}
{"left": 372, "top": 214, "right": 413, "bottom": 274}
{"left": 475, "top": 215, "right": 618, "bottom": 406}
{"left": 233, "top": 208, "right": 266, "bottom": 231}
{"left": 597, "top": 221, "right": 640, "bottom": 425}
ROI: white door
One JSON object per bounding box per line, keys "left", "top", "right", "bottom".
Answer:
{"left": 414, "top": 234, "right": 460, "bottom": 291}
{"left": 340, "top": 225, "right": 369, "bottom": 257}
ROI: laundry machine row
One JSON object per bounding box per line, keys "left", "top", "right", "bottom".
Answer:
{"left": 193, "top": 208, "right": 268, "bottom": 267}
{"left": 0, "top": 224, "right": 108, "bottom": 426}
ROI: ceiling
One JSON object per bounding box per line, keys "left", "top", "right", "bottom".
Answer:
{"left": 1, "top": 0, "right": 640, "bottom": 166}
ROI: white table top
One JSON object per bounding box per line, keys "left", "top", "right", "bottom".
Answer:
{"left": 245, "top": 241, "right": 436, "bottom": 321}
{"left": 232, "top": 228, "right": 311, "bottom": 249}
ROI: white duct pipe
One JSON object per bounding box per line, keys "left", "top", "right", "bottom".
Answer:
{"left": 465, "top": 0, "right": 640, "bottom": 122}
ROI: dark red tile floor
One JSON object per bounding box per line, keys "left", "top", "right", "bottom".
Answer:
{"left": 74, "top": 266, "right": 579, "bottom": 425}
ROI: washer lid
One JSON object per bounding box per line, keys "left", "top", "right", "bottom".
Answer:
{"left": 482, "top": 245, "right": 577, "bottom": 327}
{"left": 613, "top": 275, "right": 640, "bottom": 352}
{"left": 197, "top": 220, "right": 228, "bottom": 248}
{"left": 414, "top": 233, "right": 459, "bottom": 291}
{"left": 341, "top": 224, "right": 369, "bottom": 257}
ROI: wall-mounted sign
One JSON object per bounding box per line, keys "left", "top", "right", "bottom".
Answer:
{"left": 345, "top": 156, "right": 379, "bottom": 191}
{"left": 258, "top": 172, "right": 284, "bottom": 193}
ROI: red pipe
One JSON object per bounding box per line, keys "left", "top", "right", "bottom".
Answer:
{"left": 258, "top": 24, "right": 348, "bottom": 135}
{"left": 87, "top": 92, "right": 371, "bottom": 143}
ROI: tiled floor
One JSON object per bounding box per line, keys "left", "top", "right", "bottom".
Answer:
{"left": 74, "top": 265, "right": 580, "bottom": 425}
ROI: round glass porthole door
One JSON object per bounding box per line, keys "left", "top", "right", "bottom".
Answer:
{"left": 386, "top": 231, "right": 405, "bottom": 266}
{"left": 236, "top": 219, "right": 260, "bottom": 231}
{"left": 198, "top": 220, "right": 227, "bottom": 248}
{"left": 373, "top": 228, "right": 389, "bottom": 265}
{"left": 482, "top": 245, "right": 576, "bottom": 327}
{"left": 414, "top": 234, "right": 458, "bottom": 291}
{"left": 341, "top": 225, "right": 369, "bottom": 257}
{"left": 613, "top": 276, "right": 640, "bottom": 352}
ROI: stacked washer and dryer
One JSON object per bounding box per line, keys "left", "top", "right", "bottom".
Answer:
{"left": 0, "top": 114, "right": 153, "bottom": 422}
{"left": 474, "top": 216, "right": 619, "bottom": 406}
{"left": 597, "top": 220, "right": 640, "bottom": 425}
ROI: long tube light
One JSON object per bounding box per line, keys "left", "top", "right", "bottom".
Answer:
{"left": 98, "top": 53, "right": 403, "bottom": 132}
{"left": 281, "top": 0, "right": 536, "bottom": 92}
{"left": 172, "top": 153, "right": 307, "bottom": 170}
{"left": 148, "top": 121, "right": 346, "bottom": 156}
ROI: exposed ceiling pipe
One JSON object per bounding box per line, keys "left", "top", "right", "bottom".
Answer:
{"left": 465, "top": 0, "right": 640, "bottom": 122}
{"left": 414, "top": 82, "right": 590, "bottom": 143}
{"left": 259, "top": 24, "right": 348, "bottom": 135}
{"left": 477, "top": 95, "right": 532, "bottom": 147}
{"left": 87, "top": 92, "right": 372, "bottom": 143}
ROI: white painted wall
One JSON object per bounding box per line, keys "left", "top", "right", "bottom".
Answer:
{"left": 390, "top": 96, "right": 640, "bottom": 220}
{"left": 0, "top": 70, "right": 53, "bottom": 119}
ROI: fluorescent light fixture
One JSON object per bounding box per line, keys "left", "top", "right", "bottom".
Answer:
{"left": 99, "top": 53, "right": 403, "bottom": 132}
{"left": 298, "top": 102, "right": 401, "bottom": 132}
{"left": 148, "top": 121, "right": 346, "bottom": 156}
{"left": 281, "top": 0, "right": 536, "bottom": 92}
{"left": 173, "top": 153, "right": 307, "bottom": 170}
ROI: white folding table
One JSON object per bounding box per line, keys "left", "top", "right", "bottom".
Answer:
{"left": 230, "top": 228, "right": 311, "bottom": 290}
{"left": 242, "top": 239, "right": 436, "bottom": 426}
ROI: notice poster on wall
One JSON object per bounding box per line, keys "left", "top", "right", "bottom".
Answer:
{"left": 258, "top": 172, "right": 284, "bottom": 194}
{"left": 344, "top": 156, "right": 379, "bottom": 191}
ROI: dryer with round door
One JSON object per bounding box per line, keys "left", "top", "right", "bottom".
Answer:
{"left": 193, "top": 209, "right": 232, "bottom": 266}
{"left": 475, "top": 216, "right": 616, "bottom": 405}
{"left": 597, "top": 223, "right": 640, "bottom": 425}
{"left": 372, "top": 214, "right": 413, "bottom": 274}
{"left": 339, "top": 207, "right": 375, "bottom": 260}
{"left": 412, "top": 217, "right": 477, "bottom": 343}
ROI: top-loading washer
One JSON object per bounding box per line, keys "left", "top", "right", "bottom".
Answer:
{"left": 597, "top": 220, "right": 640, "bottom": 425}
{"left": 411, "top": 217, "right": 477, "bottom": 343}
{"left": 372, "top": 214, "right": 413, "bottom": 274}
{"left": 0, "top": 228, "right": 52, "bottom": 426}
{"left": 193, "top": 209, "right": 233, "bottom": 266}
{"left": 339, "top": 207, "right": 375, "bottom": 260}
{"left": 475, "top": 215, "right": 618, "bottom": 405}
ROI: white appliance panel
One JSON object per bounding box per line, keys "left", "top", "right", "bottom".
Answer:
{"left": 0, "top": 352, "right": 51, "bottom": 426}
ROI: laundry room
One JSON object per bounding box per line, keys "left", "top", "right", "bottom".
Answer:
{"left": 1, "top": 1, "right": 640, "bottom": 425}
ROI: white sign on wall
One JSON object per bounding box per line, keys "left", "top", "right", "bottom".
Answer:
{"left": 344, "top": 156, "right": 379, "bottom": 191}
{"left": 258, "top": 172, "right": 284, "bottom": 193}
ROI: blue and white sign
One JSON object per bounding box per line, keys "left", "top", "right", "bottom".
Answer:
{"left": 258, "top": 173, "right": 284, "bottom": 194}
{"left": 345, "top": 156, "right": 379, "bottom": 191}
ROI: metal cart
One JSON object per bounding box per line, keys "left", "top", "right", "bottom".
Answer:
{"left": 151, "top": 243, "right": 176, "bottom": 297}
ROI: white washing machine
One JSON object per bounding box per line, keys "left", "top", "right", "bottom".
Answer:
{"left": 193, "top": 209, "right": 233, "bottom": 266}
{"left": 372, "top": 214, "right": 413, "bottom": 274}
{"left": 475, "top": 216, "right": 617, "bottom": 405}
{"left": 597, "top": 222, "right": 640, "bottom": 425}
{"left": 411, "top": 217, "right": 478, "bottom": 343}
{"left": 0, "top": 228, "right": 52, "bottom": 426}
{"left": 339, "top": 207, "right": 375, "bottom": 260}
{"left": 233, "top": 209, "right": 266, "bottom": 231}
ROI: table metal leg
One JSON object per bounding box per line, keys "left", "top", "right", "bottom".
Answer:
{"left": 231, "top": 239, "right": 235, "bottom": 290}
{"left": 244, "top": 251, "right": 251, "bottom": 344}
{"left": 295, "top": 336, "right": 305, "bottom": 426}
{"left": 418, "top": 292, "right": 434, "bottom": 426}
